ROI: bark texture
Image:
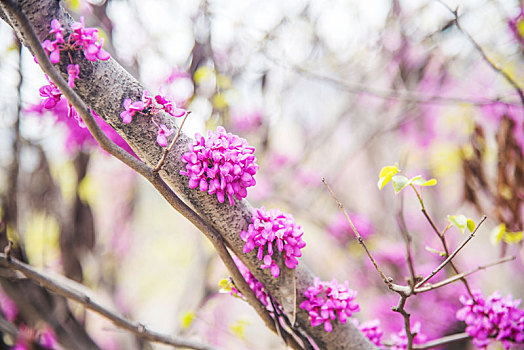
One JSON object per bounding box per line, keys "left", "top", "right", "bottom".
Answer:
{"left": 0, "top": 1, "right": 376, "bottom": 348}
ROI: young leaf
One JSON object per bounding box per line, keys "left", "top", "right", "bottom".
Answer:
{"left": 411, "top": 176, "right": 437, "bottom": 187}
{"left": 425, "top": 246, "right": 446, "bottom": 257}
{"left": 466, "top": 218, "right": 476, "bottom": 233}
{"left": 502, "top": 231, "right": 523, "bottom": 244}
{"left": 392, "top": 175, "right": 409, "bottom": 194}
{"left": 490, "top": 223, "right": 506, "bottom": 245}
{"left": 377, "top": 164, "right": 400, "bottom": 190}
{"left": 447, "top": 215, "right": 468, "bottom": 234}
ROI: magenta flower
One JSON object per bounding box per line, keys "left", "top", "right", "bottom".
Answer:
{"left": 155, "top": 94, "right": 186, "bottom": 117}
{"left": 41, "top": 39, "right": 61, "bottom": 64}
{"left": 456, "top": 290, "right": 524, "bottom": 349}
{"left": 354, "top": 319, "right": 384, "bottom": 347}
{"left": 156, "top": 124, "right": 174, "bottom": 147}
{"left": 240, "top": 207, "right": 306, "bottom": 278}
{"left": 120, "top": 98, "right": 145, "bottom": 124}
{"left": 180, "top": 126, "right": 258, "bottom": 206}
{"left": 299, "top": 278, "right": 360, "bottom": 332}
{"left": 70, "top": 17, "right": 110, "bottom": 62}
{"left": 231, "top": 256, "right": 270, "bottom": 307}
{"left": 388, "top": 323, "right": 427, "bottom": 350}
{"left": 0, "top": 288, "right": 17, "bottom": 322}
{"left": 39, "top": 77, "right": 62, "bottom": 109}
{"left": 67, "top": 64, "right": 80, "bottom": 88}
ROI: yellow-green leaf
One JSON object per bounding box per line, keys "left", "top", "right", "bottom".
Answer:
{"left": 502, "top": 231, "right": 523, "bottom": 244}
{"left": 490, "top": 223, "right": 506, "bottom": 245}
{"left": 411, "top": 176, "right": 437, "bottom": 187}
{"left": 180, "top": 311, "right": 195, "bottom": 330}
{"left": 218, "top": 278, "right": 233, "bottom": 293}
{"left": 467, "top": 219, "right": 476, "bottom": 233}
{"left": 447, "top": 215, "right": 468, "bottom": 234}
{"left": 377, "top": 164, "right": 400, "bottom": 190}
{"left": 392, "top": 175, "right": 409, "bottom": 194}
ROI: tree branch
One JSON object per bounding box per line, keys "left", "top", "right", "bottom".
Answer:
{"left": 0, "top": 253, "right": 216, "bottom": 350}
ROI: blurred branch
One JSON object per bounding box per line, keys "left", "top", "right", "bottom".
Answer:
{"left": 0, "top": 253, "right": 216, "bottom": 350}
{"left": 412, "top": 332, "right": 470, "bottom": 349}
{"left": 415, "top": 256, "right": 515, "bottom": 293}
{"left": 437, "top": 0, "right": 524, "bottom": 107}
{"left": 265, "top": 54, "right": 517, "bottom": 107}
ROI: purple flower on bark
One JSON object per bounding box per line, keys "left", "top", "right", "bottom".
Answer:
{"left": 120, "top": 99, "right": 145, "bottom": 124}
{"left": 231, "top": 256, "right": 270, "bottom": 307}
{"left": 456, "top": 290, "right": 524, "bottom": 349}
{"left": 156, "top": 124, "right": 174, "bottom": 147}
{"left": 299, "top": 278, "right": 360, "bottom": 332}
{"left": 155, "top": 94, "right": 185, "bottom": 117}
{"left": 70, "top": 17, "right": 110, "bottom": 61}
{"left": 240, "top": 207, "right": 306, "bottom": 278}
{"left": 39, "top": 77, "right": 62, "bottom": 109}
{"left": 180, "top": 126, "right": 258, "bottom": 206}
{"left": 353, "top": 319, "right": 384, "bottom": 347}
{"left": 67, "top": 64, "right": 80, "bottom": 88}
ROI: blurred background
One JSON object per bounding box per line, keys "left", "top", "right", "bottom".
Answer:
{"left": 0, "top": 0, "right": 523, "bottom": 348}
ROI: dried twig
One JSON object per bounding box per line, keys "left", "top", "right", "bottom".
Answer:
{"left": 0, "top": 253, "right": 216, "bottom": 350}
{"left": 153, "top": 111, "right": 191, "bottom": 173}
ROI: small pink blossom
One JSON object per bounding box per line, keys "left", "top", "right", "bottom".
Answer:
{"left": 70, "top": 17, "right": 110, "bottom": 61}
{"left": 120, "top": 98, "right": 145, "bottom": 124}
{"left": 156, "top": 124, "right": 174, "bottom": 147}
{"left": 231, "top": 256, "right": 270, "bottom": 307}
{"left": 39, "top": 77, "right": 62, "bottom": 109}
{"left": 299, "top": 278, "right": 360, "bottom": 332}
{"left": 67, "top": 64, "right": 80, "bottom": 88}
{"left": 240, "top": 207, "right": 306, "bottom": 278}
{"left": 353, "top": 319, "right": 384, "bottom": 348}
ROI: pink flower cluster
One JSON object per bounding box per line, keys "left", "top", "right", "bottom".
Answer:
{"left": 231, "top": 256, "right": 270, "bottom": 307}
{"left": 120, "top": 90, "right": 186, "bottom": 147}
{"left": 180, "top": 126, "right": 258, "bottom": 205}
{"left": 14, "top": 325, "right": 57, "bottom": 350}
{"left": 39, "top": 18, "right": 110, "bottom": 128}
{"left": 456, "top": 290, "right": 524, "bottom": 349}
{"left": 240, "top": 207, "right": 305, "bottom": 278}
{"left": 354, "top": 319, "right": 384, "bottom": 347}
{"left": 299, "top": 278, "right": 360, "bottom": 332}
{"left": 388, "top": 323, "right": 426, "bottom": 350}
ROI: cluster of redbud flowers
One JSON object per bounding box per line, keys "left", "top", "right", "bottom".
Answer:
{"left": 120, "top": 90, "right": 186, "bottom": 147}
{"left": 456, "top": 290, "right": 524, "bottom": 349}
{"left": 39, "top": 18, "right": 110, "bottom": 126}
{"left": 230, "top": 256, "right": 270, "bottom": 307}
{"left": 180, "top": 126, "right": 258, "bottom": 206}
{"left": 299, "top": 277, "right": 360, "bottom": 332}
{"left": 240, "top": 207, "right": 306, "bottom": 278}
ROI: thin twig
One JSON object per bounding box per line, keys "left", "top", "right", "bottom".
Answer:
{"left": 0, "top": 2, "right": 302, "bottom": 348}
{"left": 415, "top": 256, "right": 515, "bottom": 293}
{"left": 397, "top": 196, "right": 418, "bottom": 286}
{"left": 392, "top": 296, "right": 414, "bottom": 350}
{"left": 412, "top": 332, "right": 470, "bottom": 349}
{"left": 153, "top": 111, "right": 191, "bottom": 173}
{"left": 410, "top": 185, "right": 476, "bottom": 298}
{"left": 415, "top": 216, "right": 487, "bottom": 289}
{"left": 437, "top": 0, "right": 524, "bottom": 107}
{"left": 322, "top": 178, "right": 391, "bottom": 285}
{"left": 0, "top": 253, "right": 216, "bottom": 350}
